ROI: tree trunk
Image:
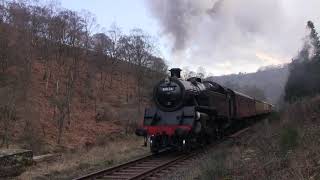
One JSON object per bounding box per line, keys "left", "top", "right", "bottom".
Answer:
{"left": 56, "top": 80, "right": 59, "bottom": 95}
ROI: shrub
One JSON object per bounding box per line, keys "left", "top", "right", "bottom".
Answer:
{"left": 118, "top": 107, "right": 141, "bottom": 134}
{"left": 96, "top": 134, "right": 109, "bottom": 146}
{"left": 200, "top": 151, "right": 229, "bottom": 180}
{"left": 268, "top": 111, "right": 281, "bottom": 122}
{"left": 21, "top": 124, "right": 46, "bottom": 154}
{"left": 279, "top": 126, "right": 299, "bottom": 155}
{"left": 95, "top": 103, "right": 116, "bottom": 122}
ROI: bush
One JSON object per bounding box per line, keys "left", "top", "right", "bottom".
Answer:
{"left": 118, "top": 107, "right": 141, "bottom": 134}
{"left": 96, "top": 134, "right": 109, "bottom": 146}
{"left": 200, "top": 151, "right": 229, "bottom": 180}
{"left": 279, "top": 126, "right": 299, "bottom": 155}
{"left": 20, "top": 126, "right": 46, "bottom": 154}
{"left": 268, "top": 111, "right": 281, "bottom": 122}
{"left": 95, "top": 103, "right": 116, "bottom": 122}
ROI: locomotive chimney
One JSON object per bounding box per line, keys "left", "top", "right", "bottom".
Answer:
{"left": 169, "top": 68, "right": 182, "bottom": 78}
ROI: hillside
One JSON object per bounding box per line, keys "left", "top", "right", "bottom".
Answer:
{"left": 0, "top": 1, "right": 167, "bottom": 154}
{"left": 1, "top": 59, "right": 157, "bottom": 152}
{"left": 208, "top": 65, "right": 289, "bottom": 105}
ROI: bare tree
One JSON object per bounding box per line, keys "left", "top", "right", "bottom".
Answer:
{"left": 48, "top": 11, "right": 69, "bottom": 137}
{"left": 79, "top": 10, "right": 96, "bottom": 104}
{"left": 0, "top": 1, "right": 34, "bottom": 147}
{"left": 0, "top": 18, "right": 9, "bottom": 72}
{"left": 196, "top": 66, "right": 206, "bottom": 79}
{"left": 0, "top": 84, "right": 17, "bottom": 148}
{"left": 92, "top": 32, "right": 112, "bottom": 91}
{"left": 53, "top": 10, "right": 86, "bottom": 144}
{"left": 31, "top": 5, "right": 54, "bottom": 95}
{"left": 81, "top": 10, "right": 96, "bottom": 52}
{"left": 128, "top": 29, "right": 154, "bottom": 112}
{"left": 182, "top": 66, "right": 196, "bottom": 80}
{"left": 117, "top": 35, "right": 134, "bottom": 102}
{"left": 105, "top": 24, "right": 123, "bottom": 88}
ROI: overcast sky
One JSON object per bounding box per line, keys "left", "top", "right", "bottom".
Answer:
{"left": 60, "top": 0, "right": 320, "bottom": 75}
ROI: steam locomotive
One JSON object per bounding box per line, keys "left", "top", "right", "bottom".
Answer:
{"left": 136, "top": 68, "right": 273, "bottom": 153}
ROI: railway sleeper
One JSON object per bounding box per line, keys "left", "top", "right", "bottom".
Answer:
{"left": 121, "top": 169, "right": 146, "bottom": 172}
{"left": 139, "top": 162, "right": 165, "bottom": 165}
{"left": 112, "top": 172, "right": 140, "bottom": 176}
{"left": 128, "top": 167, "right": 153, "bottom": 170}
{"left": 100, "top": 175, "right": 128, "bottom": 179}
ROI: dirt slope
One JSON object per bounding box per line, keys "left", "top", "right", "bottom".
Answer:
{"left": 2, "top": 59, "right": 148, "bottom": 153}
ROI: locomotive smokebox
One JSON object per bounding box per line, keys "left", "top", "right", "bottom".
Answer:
{"left": 169, "top": 68, "right": 182, "bottom": 78}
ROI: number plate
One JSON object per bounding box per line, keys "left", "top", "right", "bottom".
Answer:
{"left": 162, "top": 87, "right": 174, "bottom": 92}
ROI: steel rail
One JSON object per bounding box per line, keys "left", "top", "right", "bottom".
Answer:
{"left": 73, "top": 127, "right": 252, "bottom": 180}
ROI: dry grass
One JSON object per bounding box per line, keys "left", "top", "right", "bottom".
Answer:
{"left": 18, "top": 135, "right": 148, "bottom": 180}
{"left": 195, "top": 96, "right": 320, "bottom": 180}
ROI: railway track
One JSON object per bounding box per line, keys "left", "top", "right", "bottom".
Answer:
{"left": 74, "top": 127, "right": 252, "bottom": 180}
{"left": 74, "top": 150, "right": 197, "bottom": 180}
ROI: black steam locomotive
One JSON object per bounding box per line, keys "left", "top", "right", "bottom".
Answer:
{"left": 136, "top": 68, "right": 272, "bottom": 153}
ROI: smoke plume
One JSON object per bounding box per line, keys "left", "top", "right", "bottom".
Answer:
{"left": 146, "top": 0, "right": 320, "bottom": 75}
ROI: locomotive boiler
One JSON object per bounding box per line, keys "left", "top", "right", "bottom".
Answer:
{"left": 136, "top": 68, "right": 272, "bottom": 153}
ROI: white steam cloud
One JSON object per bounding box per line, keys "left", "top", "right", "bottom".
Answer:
{"left": 146, "top": 0, "right": 320, "bottom": 75}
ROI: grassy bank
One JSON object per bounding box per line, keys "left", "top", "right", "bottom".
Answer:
{"left": 18, "top": 135, "right": 148, "bottom": 180}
